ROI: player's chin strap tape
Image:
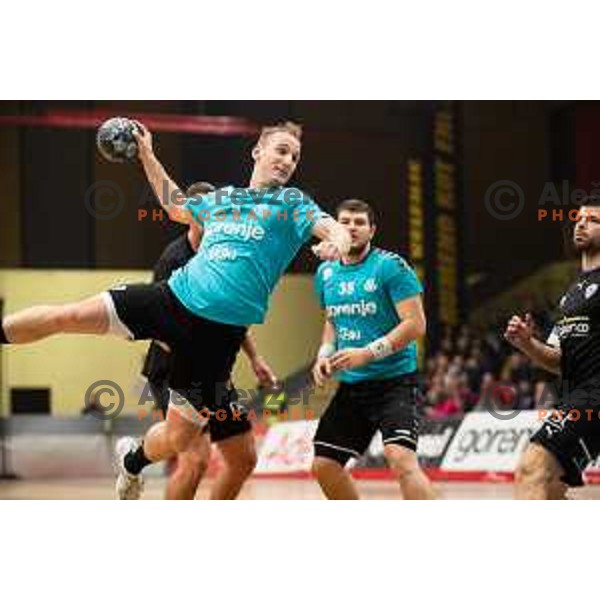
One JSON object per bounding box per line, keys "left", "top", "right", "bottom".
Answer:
{"left": 367, "top": 336, "right": 394, "bottom": 361}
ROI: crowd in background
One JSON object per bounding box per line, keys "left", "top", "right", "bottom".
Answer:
{"left": 423, "top": 312, "right": 559, "bottom": 420}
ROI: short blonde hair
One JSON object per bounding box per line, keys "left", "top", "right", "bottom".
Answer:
{"left": 258, "top": 121, "right": 302, "bottom": 144}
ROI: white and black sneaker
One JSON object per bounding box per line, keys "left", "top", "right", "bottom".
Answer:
{"left": 114, "top": 437, "right": 145, "bottom": 500}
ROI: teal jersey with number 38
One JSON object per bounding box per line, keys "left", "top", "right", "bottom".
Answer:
{"left": 314, "top": 248, "right": 423, "bottom": 383}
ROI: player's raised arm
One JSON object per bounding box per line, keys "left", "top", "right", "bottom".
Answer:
{"left": 311, "top": 217, "right": 352, "bottom": 261}
{"left": 504, "top": 313, "right": 561, "bottom": 375}
{"left": 134, "top": 122, "right": 195, "bottom": 226}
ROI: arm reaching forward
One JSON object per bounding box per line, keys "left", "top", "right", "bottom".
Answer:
{"left": 504, "top": 313, "right": 561, "bottom": 375}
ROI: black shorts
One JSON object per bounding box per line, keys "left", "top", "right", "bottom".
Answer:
{"left": 531, "top": 403, "right": 600, "bottom": 487}
{"left": 108, "top": 282, "right": 247, "bottom": 411}
{"left": 142, "top": 340, "right": 172, "bottom": 384}
{"left": 147, "top": 378, "right": 252, "bottom": 443}
{"left": 313, "top": 374, "right": 420, "bottom": 466}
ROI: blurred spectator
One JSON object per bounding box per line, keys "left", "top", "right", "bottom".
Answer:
{"left": 423, "top": 315, "right": 558, "bottom": 419}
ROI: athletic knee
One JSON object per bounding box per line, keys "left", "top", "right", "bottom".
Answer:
{"left": 312, "top": 456, "right": 344, "bottom": 480}
{"left": 167, "top": 425, "right": 196, "bottom": 454}
{"left": 219, "top": 441, "right": 257, "bottom": 479}
{"left": 177, "top": 450, "right": 209, "bottom": 481}
{"left": 516, "top": 457, "right": 545, "bottom": 487}
{"left": 384, "top": 445, "right": 420, "bottom": 479}
{"left": 515, "top": 455, "right": 534, "bottom": 484}
{"left": 516, "top": 446, "right": 557, "bottom": 488}
{"left": 233, "top": 446, "right": 257, "bottom": 477}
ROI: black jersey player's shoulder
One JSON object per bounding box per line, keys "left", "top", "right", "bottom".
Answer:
{"left": 153, "top": 234, "right": 195, "bottom": 282}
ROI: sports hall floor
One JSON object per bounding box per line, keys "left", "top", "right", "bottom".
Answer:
{"left": 1, "top": 477, "right": 599, "bottom": 499}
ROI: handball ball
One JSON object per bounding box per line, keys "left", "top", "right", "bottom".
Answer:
{"left": 96, "top": 117, "right": 139, "bottom": 163}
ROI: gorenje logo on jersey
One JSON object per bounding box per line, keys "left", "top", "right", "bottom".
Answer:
{"left": 326, "top": 300, "right": 378, "bottom": 318}
{"left": 555, "top": 315, "right": 591, "bottom": 339}
{"left": 205, "top": 221, "right": 266, "bottom": 242}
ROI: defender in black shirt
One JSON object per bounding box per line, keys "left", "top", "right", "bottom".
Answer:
{"left": 506, "top": 197, "right": 600, "bottom": 497}
{"left": 142, "top": 182, "right": 277, "bottom": 500}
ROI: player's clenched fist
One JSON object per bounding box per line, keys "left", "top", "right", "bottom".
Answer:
{"left": 504, "top": 312, "right": 534, "bottom": 350}
{"left": 312, "top": 241, "right": 342, "bottom": 261}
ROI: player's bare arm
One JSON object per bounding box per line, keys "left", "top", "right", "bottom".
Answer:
{"left": 330, "top": 295, "right": 426, "bottom": 372}
{"left": 504, "top": 313, "right": 561, "bottom": 375}
{"left": 134, "top": 122, "right": 198, "bottom": 227}
{"left": 241, "top": 332, "right": 277, "bottom": 387}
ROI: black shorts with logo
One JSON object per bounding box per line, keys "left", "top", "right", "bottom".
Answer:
{"left": 313, "top": 374, "right": 420, "bottom": 466}
{"left": 531, "top": 399, "right": 600, "bottom": 487}
{"left": 109, "top": 282, "right": 247, "bottom": 412}
{"left": 147, "top": 379, "right": 252, "bottom": 443}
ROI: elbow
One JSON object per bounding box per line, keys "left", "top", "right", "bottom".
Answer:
{"left": 415, "top": 318, "right": 427, "bottom": 339}
{"left": 168, "top": 207, "right": 192, "bottom": 226}
{"left": 412, "top": 316, "right": 427, "bottom": 339}
{"left": 396, "top": 317, "right": 426, "bottom": 345}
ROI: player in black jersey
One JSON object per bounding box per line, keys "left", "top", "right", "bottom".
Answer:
{"left": 506, "top": 196, "right": 600, "bottom": 499}
{"left": 141, "top": 181, "right": 277, "bottom": 500}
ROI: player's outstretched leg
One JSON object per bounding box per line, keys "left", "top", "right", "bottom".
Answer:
{"left": 383, "top": 445, "right": 437, "bottom": 500}
{"left": 311, "top": 456, "right": 360, "bottom": 500}
{"left": 165, "top": 428, "right": 210, "bottom": 500}
{"left": 1, "top": 295, "right": 110, "bottom": 344}
{"left": 210, "top": 431, "right": 257, "bottom": 500}
{"left": 515, "top": 443, "right": 567, "bottom": 500}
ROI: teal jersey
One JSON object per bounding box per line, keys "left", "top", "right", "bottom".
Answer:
{"left": 314, "top": 247, "right": 423, "bottom": 383}
{"left": 168, "top": 186, "right": 328, "bottom": 326}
